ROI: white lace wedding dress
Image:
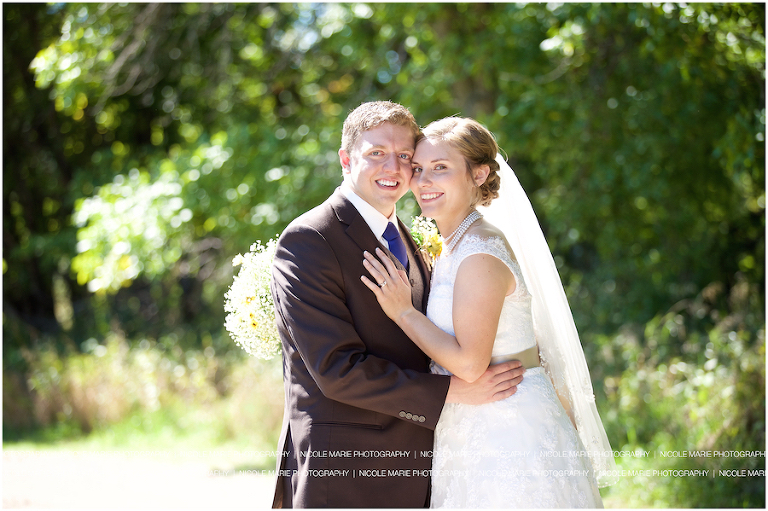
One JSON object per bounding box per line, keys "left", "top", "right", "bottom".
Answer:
{"left": 427, "top": 234, "right": 603, "bottom": 508}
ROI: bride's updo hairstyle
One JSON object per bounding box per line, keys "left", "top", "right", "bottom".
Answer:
{"left": 420, "top": 117, "right": 501, "bottom": 207}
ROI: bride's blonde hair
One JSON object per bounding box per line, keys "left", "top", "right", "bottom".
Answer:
{"left": 420, "top": 117, "right": 501, "bottom": 207}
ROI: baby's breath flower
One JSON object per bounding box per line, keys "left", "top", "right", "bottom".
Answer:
{"left": 410, "top": 216, "right": 442, "bottom": 267}
{"left": 224, "top": 238, "right": 280, "bottom": 359}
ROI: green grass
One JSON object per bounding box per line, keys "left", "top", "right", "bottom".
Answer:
{"left": 4, "top": 336, "right": 285, "bottom": 472}
{"left": 4, "top": 399, "right": 282, "bottom": 472}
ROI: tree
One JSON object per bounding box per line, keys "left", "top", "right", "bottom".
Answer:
{"left": 5, "top": 1, "right": 763, "bottom": 346}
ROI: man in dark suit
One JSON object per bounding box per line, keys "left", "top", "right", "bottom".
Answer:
{"left": 271, "top": 101, "right": 524, "bottom": 508}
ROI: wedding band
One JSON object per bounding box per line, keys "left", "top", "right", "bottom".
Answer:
{"left": 380, "top": 281, "right": 387, "bottom": 287}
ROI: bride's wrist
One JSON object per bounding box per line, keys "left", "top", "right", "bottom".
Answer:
{"left": 397, "top": 307, "right": 418, "bottom": 325}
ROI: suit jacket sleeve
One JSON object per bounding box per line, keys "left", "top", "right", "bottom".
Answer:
{"left": 271, "top": 221, "right": 450, "bottom": 430}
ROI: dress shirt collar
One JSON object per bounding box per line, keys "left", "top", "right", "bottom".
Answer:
{"left": 340, "top": 181, "right": 401, "bottom": 241}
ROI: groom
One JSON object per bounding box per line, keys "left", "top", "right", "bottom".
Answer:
{"left": 270, "top": 101, "right": 524, "bottom": 508}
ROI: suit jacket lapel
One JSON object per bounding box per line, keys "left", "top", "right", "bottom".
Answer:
{"left": 329, "top": 188, "right": 431, "bottom": 312}
{"left": 398, "top": 217, "right": 431, "bottom": 313}
{"left": 329, "top": 188, "right": 382, "bottom": 254}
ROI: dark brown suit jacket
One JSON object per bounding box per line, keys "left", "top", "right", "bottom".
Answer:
{"left": 270, "top": 188, "right": 451, "bottom": 508}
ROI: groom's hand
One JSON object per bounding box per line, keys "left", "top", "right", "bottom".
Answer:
{"left": 444, "top": 360, "right": 524, "bottom": 405}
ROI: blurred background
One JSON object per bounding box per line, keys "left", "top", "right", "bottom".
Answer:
{"left": 3, "top": 3, "right": 765, "bottom": 508}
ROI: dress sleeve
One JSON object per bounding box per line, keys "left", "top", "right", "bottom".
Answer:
{"left": 452, "top": 235, "right": 529, "bottom": 299}
{"left": 271, "top": 223, "right": 450, "bottom": 429}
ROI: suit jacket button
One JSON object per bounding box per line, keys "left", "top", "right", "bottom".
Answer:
{"left": 405, "top": 412, "right": 413, "bottom": 419}
{"left": 419, "top": 416, "right": 426, "bottom": 422}
{"left": 399, "top": 411, "right": 406, "bottom": 418}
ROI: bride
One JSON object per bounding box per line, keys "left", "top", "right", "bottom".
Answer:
{"left": 361, "top": 117, "right": 616, "bottom": 508}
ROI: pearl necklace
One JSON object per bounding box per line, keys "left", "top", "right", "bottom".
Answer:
{"left": 442, "top": 210, "right": 483, "bottom": 253}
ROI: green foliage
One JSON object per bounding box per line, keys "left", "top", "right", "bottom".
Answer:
{"left": 600, "top": 274, "right": 765, "bottom": 507}
{"left": 8, "top": 3, "right": 764, "bottom": 334}
{"left": 4, "top": 332, "right": 283, "bottom": 451}
{"left": 4, "top": 4, "right": 764, "bottom": 507}
{"left": 72, "top": 170, "right": 191, "bottom": 292}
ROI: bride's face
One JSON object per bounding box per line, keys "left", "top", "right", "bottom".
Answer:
{"left": 410, "top": 138, "right": 478, "bottom": 231}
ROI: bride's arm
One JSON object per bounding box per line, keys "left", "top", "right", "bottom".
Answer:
{"left": 362, "top": 247, "right": 513, "bottom": 383}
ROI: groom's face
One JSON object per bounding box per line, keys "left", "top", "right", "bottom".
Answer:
{"left": 339, "top": 122, "right": 415, "bottom": 218}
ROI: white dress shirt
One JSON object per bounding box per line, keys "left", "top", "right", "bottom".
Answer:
{"left": 340, "top": 182, "right": 403, "bottom": 251}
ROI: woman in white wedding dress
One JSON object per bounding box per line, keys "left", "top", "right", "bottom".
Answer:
{"left": 362, "top": 117, "right": 616, "bottom": 508}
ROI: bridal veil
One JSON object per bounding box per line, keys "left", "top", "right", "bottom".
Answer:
{"left": 479, "top": 153, "right": 618, "bottom": 487}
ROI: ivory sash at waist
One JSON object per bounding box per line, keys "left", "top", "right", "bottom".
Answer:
{"left": 490, "top": 345, "right": 540, "bottom": 369}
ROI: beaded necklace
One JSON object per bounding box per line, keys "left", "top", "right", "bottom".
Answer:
{"left": 442, "top": 210, "right": 483, "bottom": 253}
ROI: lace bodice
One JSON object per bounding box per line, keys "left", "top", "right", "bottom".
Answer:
{"left": 426, "top": 234, "right": 536, "bottom": 375}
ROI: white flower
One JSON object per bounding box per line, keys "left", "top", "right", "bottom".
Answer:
{"left": 224, "top": 238, "right": 281, "bottom": 359}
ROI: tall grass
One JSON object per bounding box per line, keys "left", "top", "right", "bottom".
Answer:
{"left": 3, "top": 333, "right": 283, "bottom": 454}
{"left": 598, "top": 276, "right": 765, "bottom": 508}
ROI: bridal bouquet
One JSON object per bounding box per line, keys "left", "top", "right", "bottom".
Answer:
{"left": 410, "top": 216, "right": 441, "bottom": 266}
{"left": 224, "top": 238, "right": 281, "bottom": 360}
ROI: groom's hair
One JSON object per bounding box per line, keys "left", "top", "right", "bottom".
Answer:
{"left": 341, "top": 101, "right": 420, "bottom": 155}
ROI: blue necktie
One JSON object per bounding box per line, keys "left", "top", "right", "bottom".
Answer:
{"left": 383, "top": 222, "right": 409, "bottom": 270}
